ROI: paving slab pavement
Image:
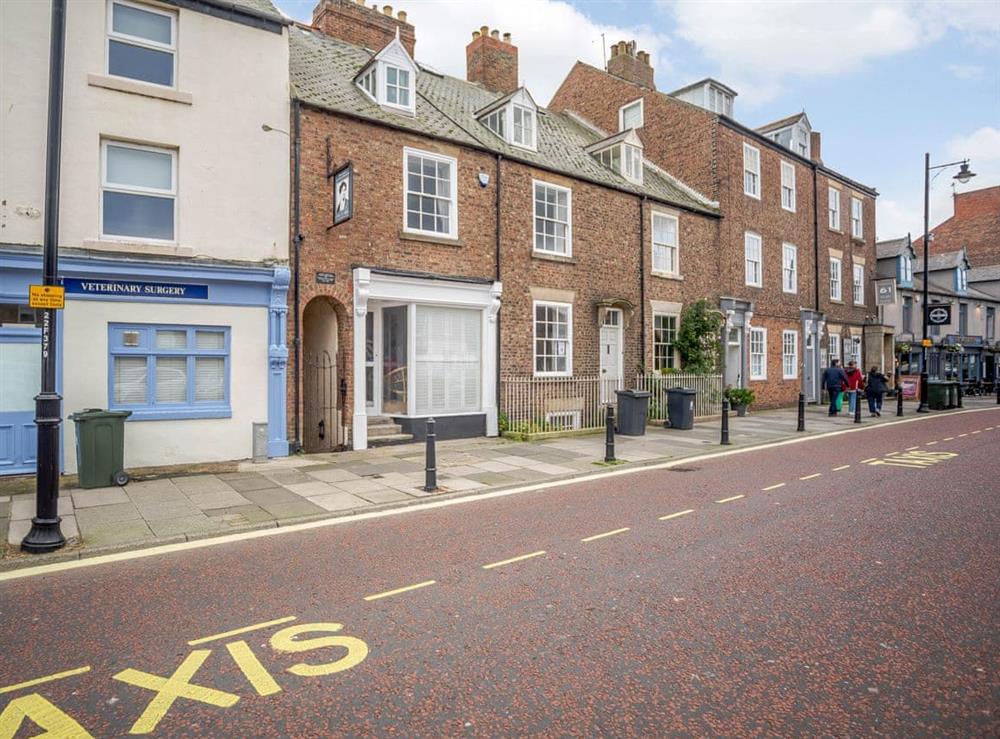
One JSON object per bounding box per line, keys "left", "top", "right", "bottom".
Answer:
{"left": 1, "top": 399, "right": 992, "bottom": 565}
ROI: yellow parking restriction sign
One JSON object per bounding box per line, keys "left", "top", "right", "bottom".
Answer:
{"left": 28, "top": 284, "right": 65, "bottom": 309}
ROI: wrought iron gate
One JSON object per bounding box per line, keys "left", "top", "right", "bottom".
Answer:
{"left": 305, "top": 350, "right": 338, "bottom": 452}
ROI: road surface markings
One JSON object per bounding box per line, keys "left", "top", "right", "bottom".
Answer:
{"left": 0, "top": 666, "right": 91, "bottom": 696}
{"left": 959, "top": 433, "right": 968, "bottom": 437}
{"left": 363, "top": 580, "right": 436, "bottom": 601}
{"left": 762, "top": 483, "right": 786, "bottom": 491}
{"left": 943, "top": 437, "right": 954, "bottom": 441}
{"left": 715, "top": 495, "right": 744, "bottom": 504}
{"left": 860, "top": 457, "right": 878, "bottom": 463}
{"left": 986, "top": 427, "right": 994, "bottom": 431}
{"left": 659, "top": 509, "right": 695, "bottom": 521}
{"left": 799, "top": 473, "right": 822, "bottom": 480}
{"left": 581, "top": 527, "right": 630, "bottom": 542}
{"left": 864, "top": 450, "right": 958, "bottom": 469}
{"left": 832, "top": 465, "right": 851, "bottom": 471}
{"left": 225, "top": 641, "right": 282, "bottom": 696}
{"left": 972, "top": 430, "right": 981, "bottom": 434}
{"left": 905, "top": 445, "right": 921, "bottom": 450}
{"left": 482, "top": 551, "right": 546, "bottom": 569}
{"left": 926, "top": 441, "right": 938, "bottom": 446}
{"left": 188, "top": 616, "right": 297, "bottom": 646}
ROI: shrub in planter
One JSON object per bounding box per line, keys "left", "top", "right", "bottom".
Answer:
{"left": 725, "top": 387, "right": 755, "bottom": 416}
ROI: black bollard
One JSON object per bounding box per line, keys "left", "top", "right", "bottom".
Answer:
{"left": 997, "top": 382, "right": 1000, "bottom": 405}
{"left": 796, "top": 393, "right": 805, "bottom": 432}
{"left": 423, "top": 417, "right": 437, "bottom": 492}
{"left": 604, "top": 405, "right": 616, "bottom": 463}
{"left": 896, "top": 388, "right": 904, "bottom": 417}
{"left": 721, "top": 398, "right": 731, "bottom": 445}
{"left": 957, "top": 383, "right": 963, "bottom": 409}
{"left": 854, "top": 392, "right": 862, "bottom": 424}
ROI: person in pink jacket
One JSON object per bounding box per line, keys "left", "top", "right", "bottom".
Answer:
{"left": 844, "top": 361, "right": 865, "bottom": 414}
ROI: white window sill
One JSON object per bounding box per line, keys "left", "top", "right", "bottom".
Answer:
{"left": 532, "top": 250, "right": 575, "bottom": 264}
{"left": 829, "top": 298, "right": 844, "bottom": 304}
{"left": 88, "top": 74, "right": 193, "bottom": 105}
{"left": 651, "top": 271, "right": 683, "bottom": 281}
{"left": 828, "top": 227, "right": 842, "bottom": 234}
{"left": 745, "top": 282, "right": 763, "bottom": 289}
{"left": 399, "top": 230, "right": 463, "bottom": 247}
{"left": 745, "top": 192, "right": 761, "bottom": 200}
{"left": 533, "top": 372, "right": 573, "bottom": 379}
{"left": 782, "top": 206, "right": 796, "bottom": 213}
{"left": 84, "top": 239, "right": 194, "bottom": 258}
{"left": 749, "top": 376, "right": 767, "bottom": 382}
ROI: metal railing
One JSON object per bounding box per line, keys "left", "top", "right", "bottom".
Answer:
{"left": 499, "top": 373, "right": 723, "bottom": 435}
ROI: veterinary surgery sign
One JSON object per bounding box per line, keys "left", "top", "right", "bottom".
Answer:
{"left": 63, "top": 278, "right": 209, "bottom": 300}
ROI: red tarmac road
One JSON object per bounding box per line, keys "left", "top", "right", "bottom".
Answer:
{"left": 1, "top": 408, "right": 998, "bottom": 737}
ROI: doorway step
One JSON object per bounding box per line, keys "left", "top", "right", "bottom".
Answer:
{"left": 367, "top": 416, "right": 414, "bottom": 446}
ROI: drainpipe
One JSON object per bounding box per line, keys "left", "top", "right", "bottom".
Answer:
{"left": 291, "top": 99, "right": 303, "bottom": 453}
{"left": 638, "top": 196, "right": 647, "bottom": 369}
{"left": 812, "top": 165, "right": 820, "bottom": 313}
{"left": 495, "top": 154, "right": 502, "bottom": 411}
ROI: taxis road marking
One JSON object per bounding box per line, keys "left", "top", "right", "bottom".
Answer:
{"left": 225, "top": 641, "right": 282, "bottom": 696}
{"left": 832, "top": 465, "right": 851, "bottom": 471}
{"left": 800, "top": 473, "right": 822, "bottom": 480}
{"left": 188, "top": 616, "right": 297, "bottom": 646}
{"left": 363, "top": 580, "right": 437, "bottom": 601}
{"left": 482, "top": 551, "right": 546, "bottom": 569}
{"left": 659, "top": 509, "right": 695, "bottom": 521}
{"left": 715, "top": 494, "right": 744, "bottom": 504}
{"left": 0, "top": 666, "right": 91, "bottom": 696}
{"left": 581, "top": 527, "right": 630, "bottom": 542}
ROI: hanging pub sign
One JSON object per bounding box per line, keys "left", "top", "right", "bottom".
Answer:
{"left": 333, "top": 162, "right": 353, "bottom": 226}
{"left": 875, "top": 278, "right": 896, "bottom": 306}
{"left": 926, "top": 303, "right": 952, "bottom": 326}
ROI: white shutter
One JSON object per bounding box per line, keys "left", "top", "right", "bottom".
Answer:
{"left": 114, "top": 356, "right": 147, "bottom": 404}
{"left": 155, "top": 356, "right": 187, "bottom": 403}
{"left": 414, "top": 306, "right": 481, "bottom": 415}
{"left": 195, "top": 357, "right": 225, "bottom": 401}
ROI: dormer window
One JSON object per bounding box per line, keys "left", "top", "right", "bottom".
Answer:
{"left": 475, "top": 88, "right": 538, "bottom": 152}
{"left": 355, "top": 35, "right": 417, "bottom": 115}
{"left": 900, "top": 253, "right": 913, "bottom": 284}
{"left": 707, "top": 85, "right": 732, "bottom": 116}
{"left": 957, "top": 266, "right": 969, "bottom": 292}
{"left": 587, "top": 129, "right": 644, "bottom": 185}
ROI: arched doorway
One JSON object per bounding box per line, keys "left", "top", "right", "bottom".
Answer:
{"left": 303, "top": 297, "right": 341, "bottom": 453}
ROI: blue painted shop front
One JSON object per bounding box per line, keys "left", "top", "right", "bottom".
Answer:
{"left": 0, "top": 249, "right": 289, "bottom": 476}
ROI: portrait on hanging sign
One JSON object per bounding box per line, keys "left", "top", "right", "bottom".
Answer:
{"left": 334, "top": 162, "right": 353, "bottom": 225}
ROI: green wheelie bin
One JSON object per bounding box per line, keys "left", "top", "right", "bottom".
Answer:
{"left": 70, "top": 409, "right": 132, "bottom": 488}
{"left": 926, "top": 381, "right": 949, "bottom": 411}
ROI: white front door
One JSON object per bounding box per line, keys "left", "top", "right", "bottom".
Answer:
{"left": 725, "top": 326, "right": 742, "bottom": 388}
{"left": 599, "top": 309, "right": 623, "bottom": 402}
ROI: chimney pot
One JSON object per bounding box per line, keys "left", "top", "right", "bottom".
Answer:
{"left": 472, "top": 30, "right": 480, "bottom": 40}
{"left": 503, "top": 32, "right": 511, "bottom": 43}
{"left": 382, "top": 4, "right": 392, "bottom": 15}
{"left": 397, "top": 9, "right": 406, "bottom": 21}
{"left": 490, "top": 29, "right": 499, "bottom": 39}
{"left": 480, "top": 25, "right": 489, "bottom": 36}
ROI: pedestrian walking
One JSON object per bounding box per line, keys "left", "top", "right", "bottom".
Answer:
{"left": 845, "top": 361, "right": 865, "bottom": 415}
{"left": 822, "top": 359, "right": 849, "bottom": 416}
{"left": 866, "top": 366, "right": 889, "bottom": 417}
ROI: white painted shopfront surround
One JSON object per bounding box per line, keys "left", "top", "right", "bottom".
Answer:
{"left": 352, "top": 269, "right": 502, "bottom": 450}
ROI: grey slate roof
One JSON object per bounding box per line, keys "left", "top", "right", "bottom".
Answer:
{"left": 219, "top": 0, "right": 286, "bottom": 22}
{"left": 289, "top": 26, "right": 719, "bottom": 216}
{"left": 876, "top": 237, "right": 912, "bottom": 259}
{"left": 914, "top": 250, "right": 968, "bottom": 273}
{"left": 968, "top": 265, "right": 1000, "bottom": 282}
{"left": 756, "top": 112, "right": 808, "bottom": 135}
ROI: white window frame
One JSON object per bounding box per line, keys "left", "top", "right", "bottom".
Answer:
{"left": 512, "top": 104, "right": 536, "bottom": 150}
{"left": 744, "top": 231, "right": 762, "bottom": 287}
{"left": 782, "top": 243, "right": 797, "bottom": 294}
{"left": 957, "top": 267, "right": 968, "bottom": 292}
{"left": 901, "top": 253, "right": 913, "bottom": 283}
{"left": 651, "top": 212, "right": 679, "bottom": 276}
{"left": 851, "top": 196, "right": 863, "bottom": 239}
{"left": 100, "top": 139, "right": 178, "bottom": 244}
{"left": 532, "top": 180, "right": 572, "bottom": 257}
{"left": 829, "top": 256, "right": 842, "bottom": 301}
{"left": 853, "top": 263, "right": 865, "bottom": 306}
{"left": 623, "top": 144, "right": 644, "bottom": 184}
{"left": 780, "top": 161, "right": 796, "bottom": 212}
{"left": 532, "top": 300, "right": 573, "bottom": 377}
{"left": 653, "top": 313, "right": 679, "bottom": 372}
{"left": 383, "top": 64, "right": 412, "bottom": 111}
{"left": 782, "top": 330, "right": 798, "bottom": 380}
{"left": 743, "top": 143, "right": 761, "bottom": 199}
{"left": 829, "top": 333, "right": 841, "bottom": 362}
{"left": 828, "top": 187, "right": 841, "bottom": 231}
{"left": 358, "top": 67, "right": 377, "bottom": 100}
{"left": 402, "top": 147, "right": 458, "bottom": 239}
{"left": 749, "top": 327, "right": 767, "bottom": 380}
{"left": 106, "top": 0, "right": 177, "bottom": 89}
{"left": 619, "top": 98, "right": 644, "bottom": 131}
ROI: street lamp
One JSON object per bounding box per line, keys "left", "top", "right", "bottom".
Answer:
{"left": 917, "top": 154, "right": 976, "bottom": 413}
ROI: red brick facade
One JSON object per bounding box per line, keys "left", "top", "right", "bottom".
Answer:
{"left": 312, "top": 0, "right": 415, "bottom": 56}
{"left": 466, "top": 29, "right": 518, "bottom": 95}
{"left": 918, "top": 185, "right": 1000, "bottom": 266}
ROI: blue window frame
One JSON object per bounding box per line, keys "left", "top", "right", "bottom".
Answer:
{"left": 108, "top": 323, "right": 230, "bottom": 420}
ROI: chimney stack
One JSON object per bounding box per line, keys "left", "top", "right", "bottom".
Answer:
{"left": 312, "top": 0, "right": 416, "bottom": 56}
{"left": 606, "top": 40, "right": 654, "bottom": 89}
{"left": 810, "top": 131, "right": 823, "bottom": 164}
{"left": 466, "top": 25, "right": 518, "bottom": 95}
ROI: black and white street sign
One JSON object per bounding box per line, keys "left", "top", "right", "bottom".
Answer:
{"left": 926, "top": 304, "right": 952, "bottom": 326}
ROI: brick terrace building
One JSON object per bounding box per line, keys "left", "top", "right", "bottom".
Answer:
{"left": 551, "top": 48, "right": 882, "bottom": 406}
{"left": 288, "top": 1, "right": 720, "bottom": 451}
{"left": 918, "top": 185, "right": 1000, "bottom": 267}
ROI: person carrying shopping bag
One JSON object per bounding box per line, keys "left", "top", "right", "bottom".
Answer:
{"left": 822, "top": 359, "right": 849, "bottom": 416}
{"left": 866, "top": 366, "right": 889, "bottom": 417}
{"left": 845, "top": 361, "right": 865, "bottom": 414}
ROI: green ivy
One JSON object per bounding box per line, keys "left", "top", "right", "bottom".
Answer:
{"left": 675, "top": 299, "right": 723, "bottom": 374}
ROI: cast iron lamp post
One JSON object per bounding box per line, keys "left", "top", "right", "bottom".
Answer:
{"left": 917, "top": 155, "right": 975, "bottom": 413}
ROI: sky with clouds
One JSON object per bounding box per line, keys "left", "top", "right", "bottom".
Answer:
{"left": 277, "top": 0, "right": 1000, "bottom": 245}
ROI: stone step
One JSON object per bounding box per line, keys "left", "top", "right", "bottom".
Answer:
{"left": 368, "top": 432, "right": 415, "bottom": 447}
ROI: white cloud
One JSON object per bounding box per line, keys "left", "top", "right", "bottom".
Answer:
{"left": 660, "top": 0, "right": 1000, "bottom": 107}
{"left": 947, "top": 63, "right": 985, "bottom": 80}
{"left": 277, "top": 0, "right": 670, "bottom": 105}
